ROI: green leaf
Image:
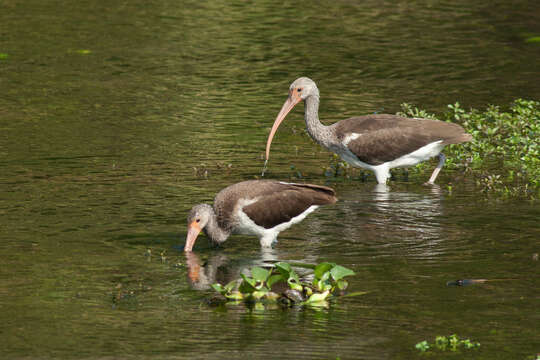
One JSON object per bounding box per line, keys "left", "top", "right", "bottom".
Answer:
{"left": 306, "top": 290, "right": 330, "bottom": 303}
{"left": 340, "top": 291, "right": 368, "bottom": 298}
{"left": 275, "top": 262, "right": 292, "bottom": 275}
{"left": 288, "top": 279, "right": 303, "bottom": 292}
{"left": 336, "top": 279, "right": 348, "bottom": 290}
{"left": 211, "top": 283, "right": 224, "bottom": 294}
{"left": 251, "top": 290, "right": 268, "bottom": 300}
{"left": 322, "top": 283, "right": 332, "bottom": 291}
{"left": 267, "top": 274, "right": 285, "bottom": 288}
{"left": 415, "top": 340, "right": 430, "bottom": 352}
{"left": 315, "top": 278, "right": 325, "bottom": 292}
{"left": 239, "top": 274, "right": 257, "bottom": 293}
{"left": 251, "top": 266, "right": 270, "bottom": 282}
{"left": 525, "top": 36, "right": 540, "bottom": 43}
{"left": 314, "top": 262, "right": 334, "bottom": 279}
{"left": 288, "top": 269, "right": 300, "bottom": 283}
{"left": 224, "top": 280, "right": 237, "bottom": 292}
{"left": 319, "top": 271, "right": 330, "bottom": 283}
{"left": 330, "top": 265, "right": 355, "bottom": 281}
{"left": 241, "top": 274, "right": 256, "bottom": 286}
{"left": 225, "top": 291, "right": 243, "bottom": 300}
{"left": 238, "top": 282, "right": 254, "bottom": 294}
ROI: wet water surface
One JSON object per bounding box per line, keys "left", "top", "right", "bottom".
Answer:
{"left": 1, "top": 0, "right": 539, "bottom": 359}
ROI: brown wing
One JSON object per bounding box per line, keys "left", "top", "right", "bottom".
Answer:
{"left": 213, "top": 180, "right": 336, "bottom": 230}
{"left": 334, "top": 115, "right": 472, "bottom": 165}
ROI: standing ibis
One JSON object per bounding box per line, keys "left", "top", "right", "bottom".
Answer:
{"left": 184, "top": 180, "right": 336, "bottom": 252}
{"left": 265, "top": 77, "right": 473, "bottom": 184}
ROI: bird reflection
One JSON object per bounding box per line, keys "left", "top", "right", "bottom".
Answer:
{"left": 185, "top": 251, "right": 234, "bottom": 290}
{"left": 185, "top": 249, "right": 282, "bottom": 291}
{"left": 184, "top": 247, "right": 317, "bottom": 291}
{"left": 335, "top": 183, "right": 446, "bottom": 258}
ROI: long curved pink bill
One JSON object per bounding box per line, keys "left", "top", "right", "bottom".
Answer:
{"left": 184, "top": 223, "right": 201, "bottom": 252}
{"left": 265, "top": 96, "right": 301, "bottom": 161}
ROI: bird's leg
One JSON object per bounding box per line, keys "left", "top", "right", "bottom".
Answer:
{"left": 260, "top": 234, "right": 277, "bottom": 248}
{"left": 261, "top": 159, "right": 268, "bottom": 177}
{"left": 426, "top": 153, "right": 446, "bottom": 185}
{"left": 373, "top": 165, "right": 391, "bottom": 184}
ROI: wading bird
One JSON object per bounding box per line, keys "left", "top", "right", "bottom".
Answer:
{"left": 184, "top": 180, "right": 336, "bottom": 252}
{"left": 265, "top": 77, "right": 472, "bottom": 184}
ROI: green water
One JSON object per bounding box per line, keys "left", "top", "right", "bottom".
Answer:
{"left": 1, "top": 0, "right": 539, "bottom": 359}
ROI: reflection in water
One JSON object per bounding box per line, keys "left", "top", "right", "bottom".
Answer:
{"left": 1, "top": 0, "right": 539, "bottom": 358}
{"left": 333, "top": 184, "right": 447, "bottom": 259}
{"left": 185, "top": 252, "right": 232, "bottom": 290}
{"left": 185, "top": 247, "right": 314, "bottom": 291}
{"left": 185, "top": 249, "right": 281, "bottom": 291}
{"left": 373, "top": 184, "right": 444, "bottom": 255}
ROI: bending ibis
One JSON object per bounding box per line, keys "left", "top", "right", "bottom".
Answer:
{"left": 184, "top": 180, "right": 336, "bottom": 252}
{"left": 265, "top": 77, "right": 472, "bottom": 184}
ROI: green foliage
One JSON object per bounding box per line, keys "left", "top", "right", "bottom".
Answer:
{"left": 398, "top": 103, "right": 438, "bottom": 120}
{"left": 525, "top": 36, "right": 540, "bottom": 43}
{"left": 211, "top": 280, "right": 243, "bottom": 300}
{"left": 415, "top": 340, "right": 429, "bottom": 352}
{"left": 399, "top": 99, "right": 540, "bottom": 198}
{"left": 210, "top": 261, "right": 358, "bottom": 309}
{"left": 415, "top": 334, "right": 480, "bottom": 353}
{"left": 324, "top": 154, "right": 351, "bottom": 178}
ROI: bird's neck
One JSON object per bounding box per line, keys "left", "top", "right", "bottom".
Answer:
{"left": 304, "top": 95, "right": 333, "bottom": 147}
{"left": 204, "top": 210, "right": 229, "bottom": 244}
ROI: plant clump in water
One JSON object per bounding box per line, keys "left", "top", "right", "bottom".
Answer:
{"left": 210, "top": 261, "right": 359, "bottom": 308}
{"left": 415, "top": 334, "right": 481, "bottom": 353}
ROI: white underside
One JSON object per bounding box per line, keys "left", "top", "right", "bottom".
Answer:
{"left": 340, "top": 136, "right": 445, "bottom": 184}
{"left": 234, "top": 204, "right": 319, "bottom": 247}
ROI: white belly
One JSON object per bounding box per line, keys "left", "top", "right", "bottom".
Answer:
{"left": 387, "top": 140, "right": 445, "bottom": 168}
{"left": 235, "top": 205, "right": 320, "bottom": 247}
{"left": 337, "top": 139, "right": 445, "bottom": 184}
{"left": 340, "top": 140, "right": 444, "bottom": 169}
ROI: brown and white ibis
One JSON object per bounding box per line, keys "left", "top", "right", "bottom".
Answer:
{"left": 265, "top": 77, "right": 473, "bottom": 184}
{"left": 184, "top": 180, "right": 336, "bottom": 252}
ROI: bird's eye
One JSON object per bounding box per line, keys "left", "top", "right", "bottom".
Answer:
{"left": 297, "top": 88, "right": 302, "bottom": 92}
{"left": 196, "top": 219, "right": 200, "bottom": 223}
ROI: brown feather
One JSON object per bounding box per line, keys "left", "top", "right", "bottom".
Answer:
{"left": 334, "top": 114, "right": 472, "bottom": 165}
{"left": 213, "top": 180, "right": 336, "bottom": 230}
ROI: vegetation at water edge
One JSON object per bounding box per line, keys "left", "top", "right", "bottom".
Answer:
{"left": 210, "top": 261, "right": 362, "bottom": 309}
{"left": 322, "top": 99, "right": 539, "bottom": 198}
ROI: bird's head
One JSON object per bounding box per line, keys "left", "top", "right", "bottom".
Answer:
{"left": 265, "top": 77, "right": 319, "bottom": 161}
{"left": 289, "top": 77, "right": 319, "bottom": 100}
{"left": 185, "top": 204, "right": 212, "bottom": 252}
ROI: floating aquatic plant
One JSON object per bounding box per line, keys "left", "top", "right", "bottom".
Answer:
{"left": 211, "top": 261, "right": 360, "bottom": 308}
{"left": 415, "top": 334, "right": 480, "bottom": 353}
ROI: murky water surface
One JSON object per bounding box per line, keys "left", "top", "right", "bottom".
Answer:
{"left": 1, "top": 0, "right": 539, "bottom": 359}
